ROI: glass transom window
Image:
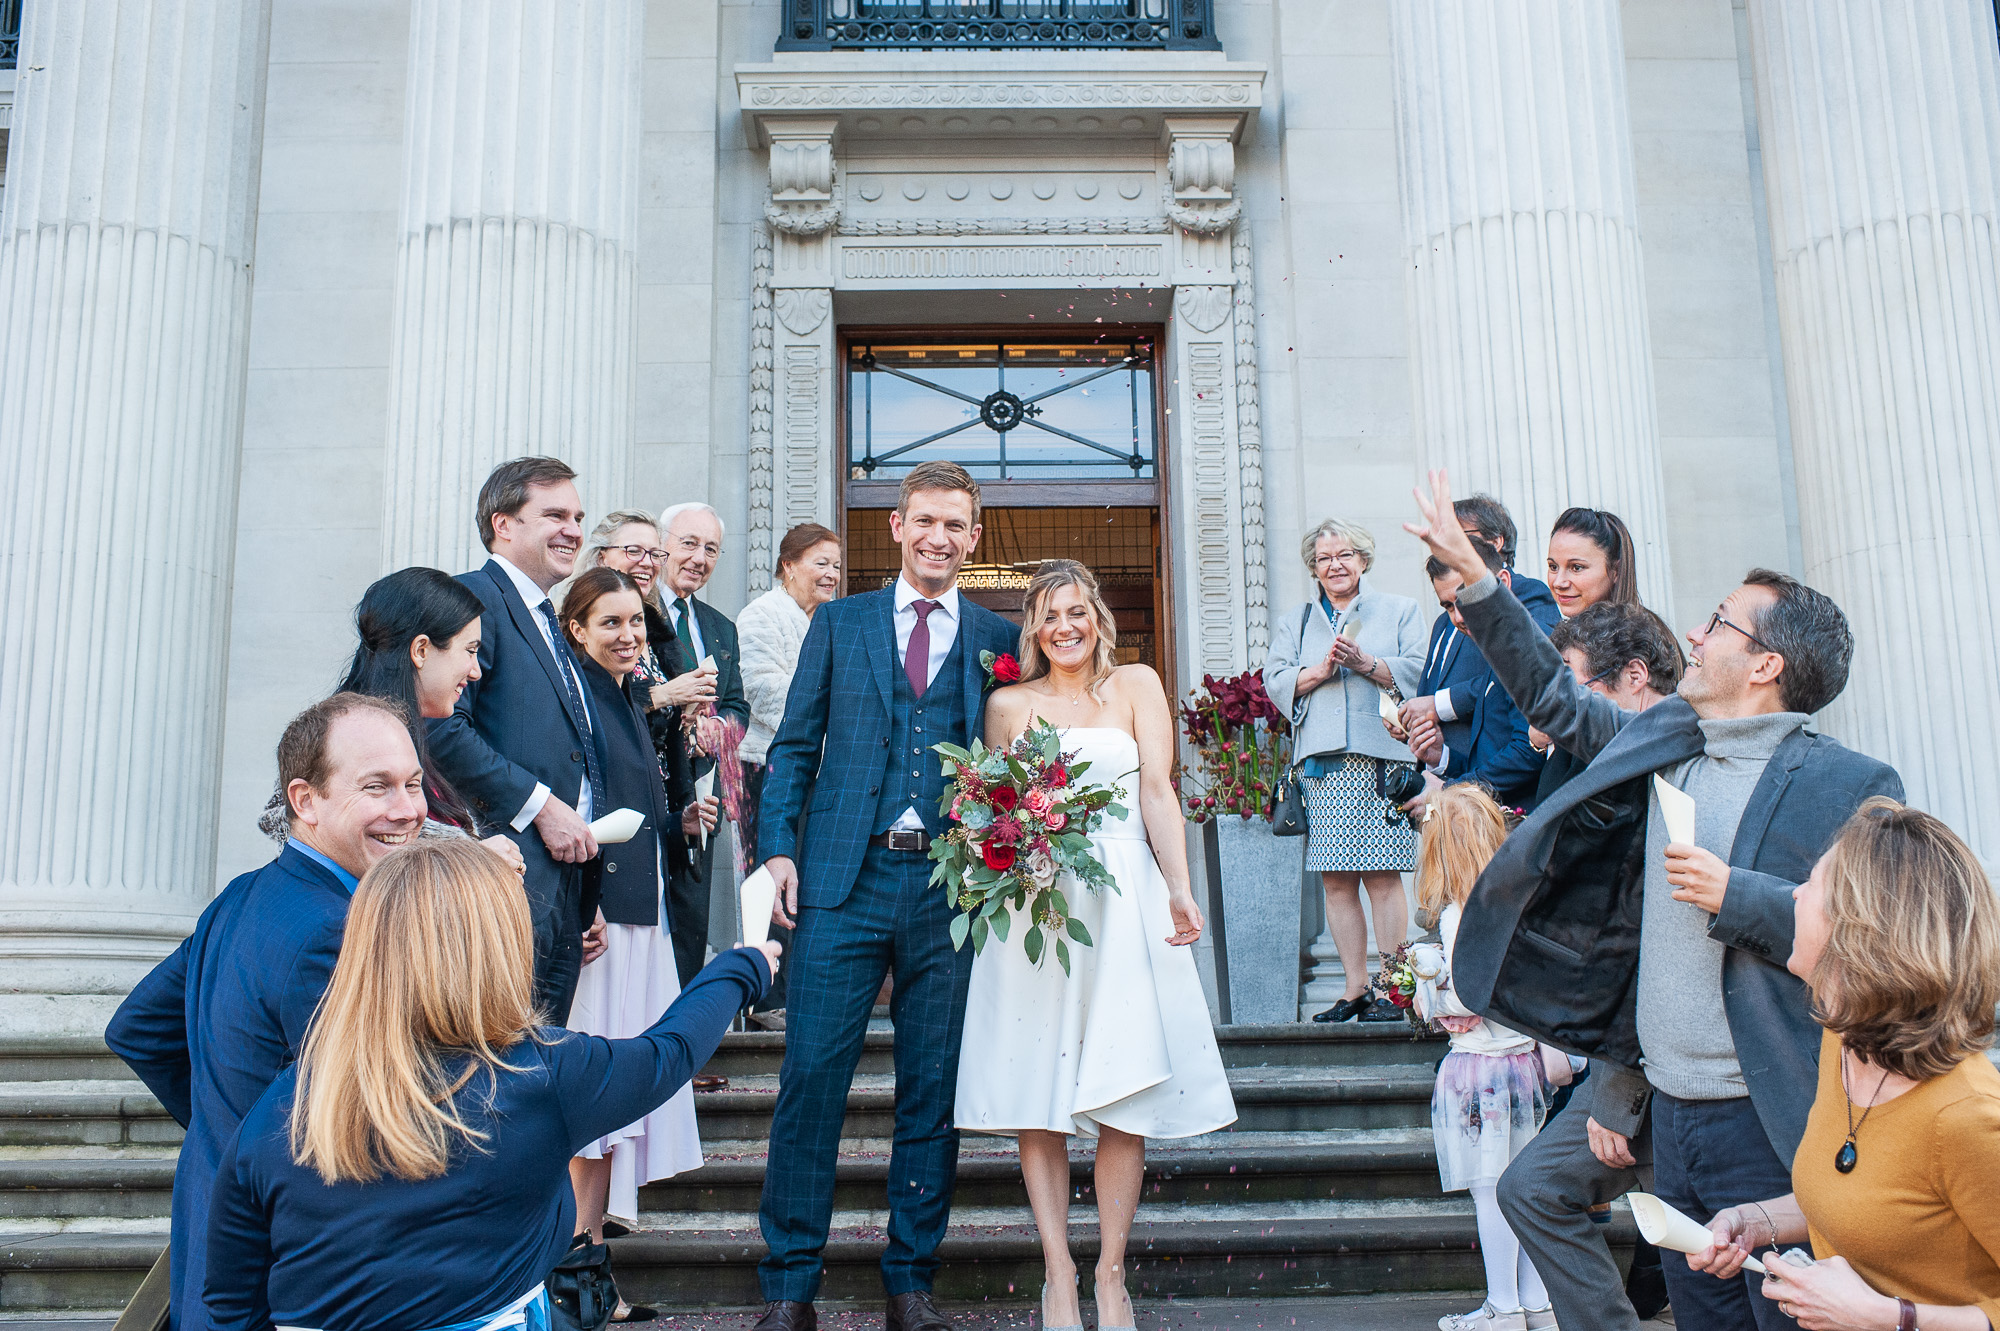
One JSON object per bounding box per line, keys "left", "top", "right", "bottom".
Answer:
{"left": 847, "top": 337, "right": 1159, "bottom": 482}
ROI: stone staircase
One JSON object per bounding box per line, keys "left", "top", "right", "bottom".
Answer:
{"left": 0, "top": 1022, "right": 1597, "bottom": 1317}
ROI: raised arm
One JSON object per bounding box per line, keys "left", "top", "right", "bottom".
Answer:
{"left": 552, "top": 947, "right": 772, "bottom": 1150}
{"left": 1128, "top": 666, "right": 1203, "bottom": 948}
{"left": 1406, "top": 470, "right": 1629, "bottom": 763}
{"left": 105, "top": 937, "right": 194, "bottom": 1128}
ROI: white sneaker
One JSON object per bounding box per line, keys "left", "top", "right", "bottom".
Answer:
{"left": 1438, "top": 1304, "right": 1527, "bottom": 1331}
{"left": 1524, "top": 1307, "right": 1558, "bottom": 1330}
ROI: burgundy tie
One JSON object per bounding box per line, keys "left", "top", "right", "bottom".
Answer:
{"left": 907, "top": 599, "right": 939, "bottom": 698}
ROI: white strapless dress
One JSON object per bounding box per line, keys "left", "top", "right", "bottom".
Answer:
{"left": 954, "top": 727, "right": 1238, "bottom": 1139}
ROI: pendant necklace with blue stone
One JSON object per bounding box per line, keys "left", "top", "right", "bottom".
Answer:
{"left": 1836, "top": 1048, "right": 1892, "bottom": 1174}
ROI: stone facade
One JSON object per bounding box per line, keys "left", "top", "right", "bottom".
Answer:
{"left": 2, "top": 0, "right": 1996, "bottom": 1038}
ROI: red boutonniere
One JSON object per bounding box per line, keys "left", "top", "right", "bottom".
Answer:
{"left": 980, "top": 650, "right": 1022, "bottom": 687}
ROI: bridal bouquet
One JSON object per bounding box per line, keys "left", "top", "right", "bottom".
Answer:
{"left": 928, "top": 718, "right": 1127, "bottom": 975}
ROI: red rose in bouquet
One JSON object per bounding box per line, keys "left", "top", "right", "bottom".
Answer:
{"left": 981, "top": 840, "right": 1017, "bottom": 871}
{"left": 990, "top": 784, "right": 1019, "bottom": 812}
{"left": 1045, "top": 762, "right": 1068, "bottom": 788}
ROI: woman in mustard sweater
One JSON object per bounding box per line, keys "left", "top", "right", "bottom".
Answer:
{"left": 1689, "top": 797, "right": 2000, "bottom": 1330}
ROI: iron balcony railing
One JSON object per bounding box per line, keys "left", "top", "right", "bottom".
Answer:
{"left": 2, "top": 0, "right": 21, "bottom": 70}
{"left": 776, "top": 0, "right": 1220, "bottom": 52}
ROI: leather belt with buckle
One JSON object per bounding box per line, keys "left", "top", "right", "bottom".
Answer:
{"left": 870, "top": 829, "right": 932, "bottom": 852}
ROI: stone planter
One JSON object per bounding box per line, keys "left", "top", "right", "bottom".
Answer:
{"left": 1202, "top": 815, "right": 1305, "bottom": 1025}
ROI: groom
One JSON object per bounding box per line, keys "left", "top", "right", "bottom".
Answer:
{"left": 755, "top": 460, "right": 1019, "bottom": 1331}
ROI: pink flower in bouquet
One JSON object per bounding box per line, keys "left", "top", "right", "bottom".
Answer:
{"left": 1043, "top": 809, "right": 1068, "bottom": 833}
{"left": 992, "top": 814, "right": 1024, "bottom": 846}
{"left": 1023, "top": 787, "right": 1055, "bottom": 818}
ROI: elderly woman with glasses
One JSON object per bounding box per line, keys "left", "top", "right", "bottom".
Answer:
{"left": 1263, "top": 518, "right": 1427, "bottom": 1024}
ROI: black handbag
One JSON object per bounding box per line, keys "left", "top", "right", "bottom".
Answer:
{"left": 547, "top": 1235, "right": 616, "bottom": 1331}
{"left": 1271, "top": 762, "right": 1308, "bottom": 837}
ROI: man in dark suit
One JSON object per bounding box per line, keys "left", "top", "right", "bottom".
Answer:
{"left": 428, "top": 455, "right": 606, "bottom": 1023}
{"left": 654, "top": 500, "right": 751, "bottom": 998}
{"left": 106, "top": 694, "right": 424, "bottom": 1331}
{"left": 1408, "top": 471, "right": 1902, "bottom": 1331}
{"left": 753, "top": 461, "right": 1018, "bottom": 1331}
{"left": 1403, "top": 543, "right": 1549, "bottom": 810}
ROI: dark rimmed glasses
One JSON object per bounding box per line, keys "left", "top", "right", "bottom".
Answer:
{"left": 1704, "top": 611, "right": 1773, "bottom": 652}
{"left": 611, "top": 544, "right": 669, "bottom": 564}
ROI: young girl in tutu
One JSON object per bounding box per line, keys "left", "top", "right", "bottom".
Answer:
{"left": 1416, "top": 784, "right": 1555, "bottom": 1331}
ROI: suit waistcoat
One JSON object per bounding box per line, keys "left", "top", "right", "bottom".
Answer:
{"left": 874, "top": 628, "right": 971, "bottom": 835}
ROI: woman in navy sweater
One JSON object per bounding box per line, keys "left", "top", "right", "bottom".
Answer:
{"left": 202, "top": 838, "right": 775, "bottom": 1331}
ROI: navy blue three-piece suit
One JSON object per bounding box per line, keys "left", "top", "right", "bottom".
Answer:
{"left": 755, "top": 584, "right": 1017, "bottom": 1302}
{"left": 1418, "top": 573, "right": 1561, "bottom": 809}
{"left": 106, "top": 843, "right": 355, "bottom": 1331}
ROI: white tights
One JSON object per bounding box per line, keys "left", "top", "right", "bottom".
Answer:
{"left": 1470, "top": 1181, "right": 1550, "bottom": 1313}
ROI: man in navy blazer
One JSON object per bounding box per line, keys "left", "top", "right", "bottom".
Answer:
{"left": 753, "top": 462, "right": 1018, "bottom": 1331}
{"left": 1403, "top": 540, "right": 1554, "bottom": 809}
{"left": 106, "top": 694, "right": 424, "bottom": 1331}
{"left": 427, "top": 456, "right": 607, "bottom": 1022}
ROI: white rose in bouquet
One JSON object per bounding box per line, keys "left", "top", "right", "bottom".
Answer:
{"left": 1027, "top": 848, "right": 1058, "bottom": 888}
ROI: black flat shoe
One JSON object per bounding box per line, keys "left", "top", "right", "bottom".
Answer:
{"left": 599, "top": 1219, "right": 631, "bottom": 1239}
{"left": 611, "top": 1305, "right": 659, "bottom": 1324}
{"left": 1313, "top": 994, "right": 1371, "bottom": 1023}
{"left": 1357, "top": 996, "right": 1406, "bottom": 1023}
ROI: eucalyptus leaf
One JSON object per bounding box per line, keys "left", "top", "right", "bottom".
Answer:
{"left": 990, "top": 908, "right": 1011, "bottom": 942}
{"left": 1066, "top": 917, "right": 1093, "bottom": 945}
{"left": 1023, "top": 926, "right": 1044, "bottom": 966}
{"left": 949, "top": 912, "right": 970, "bottom": 951}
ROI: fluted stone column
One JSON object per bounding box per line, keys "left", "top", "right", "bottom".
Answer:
{"left": 1389, "top": 0, "right": 1673, "bottom": 605}
{"left": 0, "top": 0, "right": 271, "bottom": 1033}
{"left": 382, "top": 0, "right": 644, "bottom": 573}
{"left": 1746, "top": 0, "right": 2000, "bottom": 861}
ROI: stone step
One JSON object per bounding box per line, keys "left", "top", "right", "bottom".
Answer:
{"left": 0, "top": 1149, "right": 178, "bottom": 1221}
{"left": 0, "top": 1085, "right": 182, "bottom": 1150}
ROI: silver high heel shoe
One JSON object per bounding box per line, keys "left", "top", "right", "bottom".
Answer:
{"left": 1094, "top": 1273, "right": 1136, "bottom": 1331}
{"left": 1042, "top": 1279, "right": 1083, "bottom": 1331}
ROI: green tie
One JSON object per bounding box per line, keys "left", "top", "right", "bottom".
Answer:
{"left": 674, "top": 597, "right": 699, "bottom": 661}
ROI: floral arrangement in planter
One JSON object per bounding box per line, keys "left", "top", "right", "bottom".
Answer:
{"left": 1176, "top": 670, "right": 1292, "bottom": 824}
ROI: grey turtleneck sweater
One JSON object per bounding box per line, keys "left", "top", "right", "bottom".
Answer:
{"left": 1636, "top": 710, "right": 1809, "bottom": 1101}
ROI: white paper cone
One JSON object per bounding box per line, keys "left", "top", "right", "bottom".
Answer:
{"left": 1379, "top": 691, "right": 1400, "bottom": 722}
{"left": 739, "top": 865, "right": 777, "bottom": 947}
{"left": 1628, "top": 1193, "right": 1766, "bottom": 1274}
{"left": 587, "top": 807, "right": 644, "bottom": 844}
{"left": 1653, "top": 774, "right": 1697, "bottom": 845}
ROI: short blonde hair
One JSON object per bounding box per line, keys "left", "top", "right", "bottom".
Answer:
{"left": 1017, "top": 560, "right": 1118, "bottom": 698}
{"left": 1416, "top": 784, "right": 1509, "bottom": 917}
{"left": 289, "top": 841, "right": 538, "bottom": 1183}
{"left": 1300, "top": 518, "right": 1376, "bottom": 573}
{"left": 1815, "top": 797, "right": 2000, "bottom": 1081}
{"left": 583, "top": 509, "right": 659, "bottom": 568}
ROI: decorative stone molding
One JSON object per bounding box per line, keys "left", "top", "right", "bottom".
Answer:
{"left": 1231, "top": 229, "right": 1268, "bottom": 656}
{"left": 841, "top": 216, "right": 1170, "bottom": 236}
{"left": 736, "top": 56, "right": 1265, "bottom": 143}
{"left": 1163, "top": 114, "right": 1243, "bottom": 236}
{"left": 1182, "top": 339, "right": 1237, "bottom": 674}
{"left": 1174, "top": 284, "right": 1232, "bottom": 333}
{"left": 839, "top": 241, "right": 1166, "bottom": 282}
{"left": 747, "top": 226, "right": 776, "bottom": 593}
{"left": 774, "top": 287, "right": 831, "bottom": 336}
{"left": 783, "top": 343, "right": 826, "bottom": 528}
{"left": 764, "top": 117, "right": 842, "bottom": 237}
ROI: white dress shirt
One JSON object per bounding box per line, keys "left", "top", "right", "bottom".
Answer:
{"left": 1422, "top": 621, "right": 1461, "bottom": 773}
{"left": 891, "top": 576, "right": 961, "bottom": 832}
{"left": 490, "top": 554, "right": 593, "bottom": 829}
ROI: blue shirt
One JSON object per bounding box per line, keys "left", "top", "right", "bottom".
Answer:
{"left": 287, "top": 840, "right": 358, "bottom": 894}
{"left": 203, "top": 948, "right": 769, "bottom": 1331}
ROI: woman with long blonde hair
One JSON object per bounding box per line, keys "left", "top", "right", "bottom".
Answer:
{"left": 955, "top": 559, "right": 1236, "bottom": 1331}
{"left": 202, "top": 839, "right": 776, "bottom": 1331}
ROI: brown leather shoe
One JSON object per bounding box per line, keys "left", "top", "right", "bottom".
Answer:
{"left": 692, "top": 1074, "right": 728, "bottom": 1091}
{"left": 753, "top": 1300, "right": 816, "bottom": 1331}
{"left": 886, "top": 1290, "right": 952, "bottom": 1331}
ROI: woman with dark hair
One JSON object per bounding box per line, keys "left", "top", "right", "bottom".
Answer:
{"left": 558, "top": 566, "right": 712, "bottom": 1316}
{"left": 1545, "top": 507, "right": 1640, "bottom": 616}
{"left": 256, "top": 568, "right": 522, "bottom": 874}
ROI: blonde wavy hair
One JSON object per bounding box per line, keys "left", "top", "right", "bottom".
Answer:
{"left": 1017, "top": 560, "right": 1118, "bottom": 698}
{"left": 289, "top": 840, "right": 539, "bottom": 1183}
{"left": 1416, "top": 784, "right": 1509, "bottom": 918}
{"left": 1813, "top": 797, "right": 2000, "bottom": 1082}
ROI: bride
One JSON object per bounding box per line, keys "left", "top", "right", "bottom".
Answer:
{"left": 956, "top": 559, "right": 1237, "bottom": 1331}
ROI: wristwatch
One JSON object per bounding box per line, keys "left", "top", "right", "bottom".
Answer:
{"left": 1897, "top": 1296, "right": 1918, "bottom": 1331}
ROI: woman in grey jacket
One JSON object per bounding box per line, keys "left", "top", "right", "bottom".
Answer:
{"left": 1264, "top": 519, "right": 1427, "bottom": 1023}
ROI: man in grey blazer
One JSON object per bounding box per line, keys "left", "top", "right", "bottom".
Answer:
{"left": 1407, "top": 472, "right": 1901, "bottom": 1331}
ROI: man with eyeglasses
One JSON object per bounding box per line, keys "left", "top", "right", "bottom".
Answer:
{"left": 655, "top": 501, "right": 752, "bottom": 1006}
{"left": 1408, "top": 470, "right": 1902, "bottom": 1331}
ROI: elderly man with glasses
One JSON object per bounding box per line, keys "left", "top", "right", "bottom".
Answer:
{"left": 1407, "top": 471, "right": 1903, "bottom": 1331}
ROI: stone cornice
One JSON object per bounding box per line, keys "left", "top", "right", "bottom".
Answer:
{"left": 736, "top": 56, "right": 1265, "bottom": 144}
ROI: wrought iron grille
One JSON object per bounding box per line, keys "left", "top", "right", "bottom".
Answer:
{"left": 777, "top": 0, "right": 1219, "bottom": 51}
{"left": 848, "top": 337, "right": 1159, "bottom": 482}
{"left": 2, "top": 0, "right": 21, "bottom": 70}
